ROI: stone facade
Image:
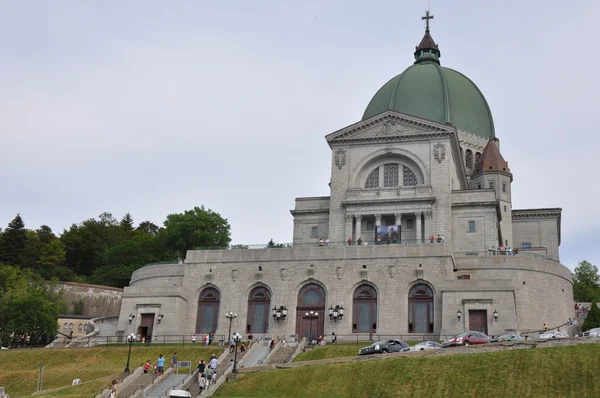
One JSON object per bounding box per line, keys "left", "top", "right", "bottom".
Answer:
{"left": 53, "top": 281, "right": 123, "bottom": 317}
{"left": 116, "top": 27, "right": 573, "bottom": 343}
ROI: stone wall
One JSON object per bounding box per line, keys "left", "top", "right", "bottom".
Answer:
{"left": 53, "top": 282, "right": 123, "bottom": 317}
{"left": 118, "top": 245, "right": 572, "bottom": 340}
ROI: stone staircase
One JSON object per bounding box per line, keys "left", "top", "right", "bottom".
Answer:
{"left": 146, "top": 374, "right": 187, "bottom": 398}
{"left": 266, "top": 345, "right": 296, "bottom": 364}
{"left": 119, "top": 373, "right": 156, "bottom": 397}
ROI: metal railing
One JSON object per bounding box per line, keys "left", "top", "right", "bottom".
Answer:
{"left": 453, "top": 250, "right": 559, "bottom": 263}
{"left": 48, "top": 334, "right": 226, "bottom": 348}
{"left": 194, "top": 239, "right": 445, "bottom": 251}
{"left": 317, "top": 333, "right": 458, "bottom": 344}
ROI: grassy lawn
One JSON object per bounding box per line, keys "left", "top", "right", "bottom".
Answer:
{"left": 293, "top": 341, "right": 420, "bottom": 362}
{"left": 0, "top": 345, "right": 219, "bottom": 397}
{"left": 217, "top": 344, "right": 600, "bottom": 398}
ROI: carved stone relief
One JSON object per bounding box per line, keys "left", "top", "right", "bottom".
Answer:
{"left": 280, "top": 268, "right": 288, "bottom": 281}
{"left": 334, "top": 148, "right": 346, "bottom": 169}
{"left": 336, "top": 266, "right": 344, "bottom": 279}
{"left": 231, "top": 269, "right": 239, "bottom": 282}
{"left": 388, "top": 265, "right": 395, "bottom": 278}
{"left": 433, "top": 143, "right": 446, "bottom": 164}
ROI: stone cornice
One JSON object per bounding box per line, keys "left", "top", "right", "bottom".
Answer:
{"left": 326, "top": 113, "right": 454, "bottom": 145}
{"left": 290, "top": 209, "right": 330, "bottom": 216}
{"left": 452, "top": 201, "right": 498, "bottom": 208}
{"left": 341, "top": 197, "right": 436, "bottom": 207}
{"left": 511, "top": 208, "right": 562, "bottom": 218}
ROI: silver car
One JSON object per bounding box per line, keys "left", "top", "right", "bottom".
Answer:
{"left": 582, "top": 328, "right": 600, "bottom": 337}
{"left": 410, "top": 341, "right": 442, "bottom": 351}
{"left": 537, "top": 331, "right": 567, "bottom": 339}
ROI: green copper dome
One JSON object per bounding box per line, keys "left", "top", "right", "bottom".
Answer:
{"left": 362, "top": 29, "right": 495, "bottom": 139}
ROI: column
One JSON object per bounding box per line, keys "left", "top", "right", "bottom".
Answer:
{"left": 375, "top": 214, "right": 382, "bottom": 226}
{"left": 424, "top": 211, "right": 433, "bottom": 242}
{"left": 355, "top": 215, "right": 362, "bottom": 243}
{"left": 415, "top": 212, "right": 422, "bottom": 244}
{"left": 394, "top": 213, "right": 402, "bottom": 243}
{"left": 345, "top": 215, "right": 353, "bottom": 244}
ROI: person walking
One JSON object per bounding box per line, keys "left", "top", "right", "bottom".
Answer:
{"left": 198, "top": 372, "right": 207, "bottom": 392}
{"left": 205, "top": 367, "right": 214, "bottom": 387}
{"left": 157, "top": 354, "right": 165, "bottom": 375}
{"left": 171, "top": 352, "right": 178, "bottom": 369}
{"left": 192, "top": 334, "right": 196, "bottom": 343}
{"left": 331, "top": 332, "right": 337, "bottom": 345}
{"left": 143, "top": 360, "right": 152, "bottom": 374}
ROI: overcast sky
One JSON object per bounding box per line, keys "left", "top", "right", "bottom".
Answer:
{"left": 1, "top": 1, "right": 598, "bottom": 271}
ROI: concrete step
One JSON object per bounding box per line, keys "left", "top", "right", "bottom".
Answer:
{"left": 267, "top": 346, "right": 296, "bottom": 364}
{"left": 146, "top": 374, "right": 188, "bottom": 398}
{"left": 120, "top": 373, "right": 156, "bottom": 397}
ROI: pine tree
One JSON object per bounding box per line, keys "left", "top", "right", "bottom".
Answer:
{"left": 120, "top": 213, "right": 134, "bottom": 231}
{"left": 0, "top": 214, "right": 27, "bottom": 266}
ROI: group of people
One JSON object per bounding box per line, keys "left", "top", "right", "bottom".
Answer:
{"left": 141, "top": 352, "right": 178, "bottom": 376}
{"left": 575, "top": 303, "right": 588, "bottom": 318}
{"left": 489, "top": 245, "right": 518, "bottom": 255}
{"left": 228, "top": 337, "right": 246, "bottom": 353}
{"left": 196, "top": 354, "right": 219, "bottom": 392}
{"left": 429, "top": 234, "right": 445, "bottom": 243}
{"left": 191, "top": 331, "right": 215, "bottom": 345}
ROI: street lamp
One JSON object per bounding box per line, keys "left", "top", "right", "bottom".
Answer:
{"left": 493, "top": 309, "right": 499, "bottom": 322}
{"left": 457, "top": 310, "right": 462, "bottom": 321}
{"left": 232, "top": 332, "right": 242, "bottom": 373}
{"left": 128, "top": 314, "right": 135, "bottom": 324}
{"left": 328, "top": 305, "right": 345, "bottom": 322}
{"left": 304, "top": 311, "right": 319, "bottom": 343}
{"left": 272, "top": 306, "right": 288, "bottom": 322}
{"left": 124, "top": 333, "right": 136, "bottom": 374}
{"left": 157, "top": 314, "right": 164, "bottom": 324}
{"left": 225, "top": 312, "right": 237, "bottom": 343}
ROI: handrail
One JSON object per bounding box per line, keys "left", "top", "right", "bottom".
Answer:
{"left": 194, "top": 239, "right": 444, "bottom": 250}
{"left": 159, "top": 375, "right": 190, "bottom": 398}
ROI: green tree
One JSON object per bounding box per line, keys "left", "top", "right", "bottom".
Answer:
{"left": 583, "top": 302, "right": 600, "bottom": 331}
{"left": 137, "top": 221, "right": 159, "bottom": 235}
{"left": 36, "top": 225, "right": 56, "bottom": 244}
{"left": 0, "top": 263, "right": 67, "bottom": 346}
{"left": 120, "top": 213, "right": 134, "bottom": 231}
{"left": 231, "top": 244, "right": 249, "bottom": 249}
{"left": 0, "top": 214, "right": 27, "bottom": 266}
{"left": 38, "top": 239, "right": 67, "bottom": 279}
{"left": 72, "top": 299, "right": 85, "bottom": 316}
{"left": 573, "top": 260, "right": 600, "bottom": 302}
{"left": 266, "top": 239, "right": 290, "bottom": 248}
{"left": 159, "top": 206, "right": 231, "bottom": 258}
{"left": 21, "top": 230, "right": 44, "bottom": 269}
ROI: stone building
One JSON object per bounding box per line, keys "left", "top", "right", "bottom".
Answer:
{"left": 116, "top": 18, "right": 573, "bottom": 342}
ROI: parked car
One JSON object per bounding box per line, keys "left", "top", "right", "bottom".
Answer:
{"left": 358, "top": 339, "right": 410, "bottom": 355}
{"left": 410, "top": 341, "right": 442, "bottom": 351}
{"left": 442, "top": 331, "right": 490, "bottom": 347}
{"left": 490, "top": 333, "right": 524, "bottom": 343}
{"left": 537, "top": 331, "right": 567, "bottom": 339}
{"left": 582, "top": 328, "right": 600, "bottom": 338}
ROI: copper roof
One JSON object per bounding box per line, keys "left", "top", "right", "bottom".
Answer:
{"left": 474, "top": 138, "right": 511, "bottom": 174}
{"left": 415, "top": 31, "right": 439, "bottom": 52}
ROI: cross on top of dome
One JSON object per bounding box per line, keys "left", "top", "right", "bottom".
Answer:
{"left": 422, "top": 10, "right": 434, "bottom": 32}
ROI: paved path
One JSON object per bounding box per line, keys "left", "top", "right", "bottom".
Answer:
{"left": 237, "top": 338, "right": 599, "bottom": 374}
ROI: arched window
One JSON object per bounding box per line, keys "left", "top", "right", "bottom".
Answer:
{"left": 63, "top": 323, "right": 68, "bottom": 332}
{"left": 465, "top": 150, "right": 473, "bottom": 168}
{"left": 68, "top": 323, "right": 74, "bottom": 332}
{"left": 247, "top": 286, "right": 271, "bottom": 334}
{"left": 296, "top": 284, "right": 326, "bottom": 339}
{"left": 365, "top": 168, "right": 379, "bottom": 188}
{"left": 383, "top": 164, "right": 399, "bottom": 187}
{"left": 353, "top": 285, "right": 377, "bottom": 333}
{"left": 403, "top": 166, "right": 417, "bottom": 186}
{"left": 196, "top": 287, "right": 220, "bottom": 334}
{"left": 78, "top": 323, "right": 83, "bottom": 332}
{"left": 408, "top": 284, "right": 434, "bottom": 333}
{"left": 475, "top": 152, "right": 481, "bottom": 163}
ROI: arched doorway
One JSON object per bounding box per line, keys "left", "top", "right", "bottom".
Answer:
{"left": 408, "top": 284, "right": 434, "bottom": 333}
{"left": 196, "top": 287, "right": 220, "bottom": 334}
{"left": 296, "top": 283, "right": 326, "bottom": 340}
{"left": 353, "top": 285, "right": 377, "bottom": 333}
{"left": 246, "top": 286, "right": 271, "bottom": 334}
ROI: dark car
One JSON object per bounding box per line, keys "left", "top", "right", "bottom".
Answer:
{"left": 442, "top": 331, "right": 490, "bottom": 347}
{"left": 358, "top": 339, "right": 410, "bottom": 355}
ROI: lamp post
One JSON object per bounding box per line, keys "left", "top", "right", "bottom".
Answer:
{"left": 272, "top": 306, "right": 288, "bottom": 323}
{"left": 232, "top": 332, "right": 242, "bottom": 373}
{"left": 328, "top": 305, "right": 345, "bottom": 322}
{"left": 225, "top": 312, "right": 237, "bottom": 343}
{"left": 305, "top": 311, "right": 319, "bottom": 343}
{"left": 493, "top": 309, "right": 499, "bottom": 322}
{"left": 124, "top": 333, "right": 136, "bottom": 374}
{"left": 128, "top": 314, "right": 135, "bottom": 324}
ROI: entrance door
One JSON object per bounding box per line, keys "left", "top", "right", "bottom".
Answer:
{"left": 295, "top": 284, "right": 326, "bottom": 340}
{"left": 297, "top": 315, "right": 322, "bottom": 341}
{"left": 469, "top": 310, "right": 488, "bottom": 335}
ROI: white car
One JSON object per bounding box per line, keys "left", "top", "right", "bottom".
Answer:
{"left": 538, "top": 331, "right": 567, "bottom": 339}
{"left": 582, "top": 328, "right": 600, "bottom": 338}
{"left": 410, "top": 341, "right": 442, "bottom": 351}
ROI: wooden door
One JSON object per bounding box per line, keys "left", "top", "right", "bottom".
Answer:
{"left": 468, "top": 310, "right": 488, "bottom": 335}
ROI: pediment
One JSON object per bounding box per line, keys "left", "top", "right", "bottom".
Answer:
{"left": 326, "top": 111, "right": 455, "bottom": 145}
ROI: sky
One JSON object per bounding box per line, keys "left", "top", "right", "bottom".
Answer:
{"left": 0, "top": 1, "right": 598, "bottom": 271}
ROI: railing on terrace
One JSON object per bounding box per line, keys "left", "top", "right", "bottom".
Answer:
{"left": 48, "top": 334, "right": 226, "bottom": 347}
{"left": 324, "top": 333, "right": 458, "bottom": 344}
{"left": 453, "top": 250, "right": 559, "bottom": 263}
{"left": 195, "top": 239, "right": 447, "bottom": 250}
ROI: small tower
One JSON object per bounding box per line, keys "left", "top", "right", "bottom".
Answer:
{"left": 414, "top": 11, "right": 441, "bottom": 65}
{"left": 471, "top": 137, "right": 513, "bottom": 247}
